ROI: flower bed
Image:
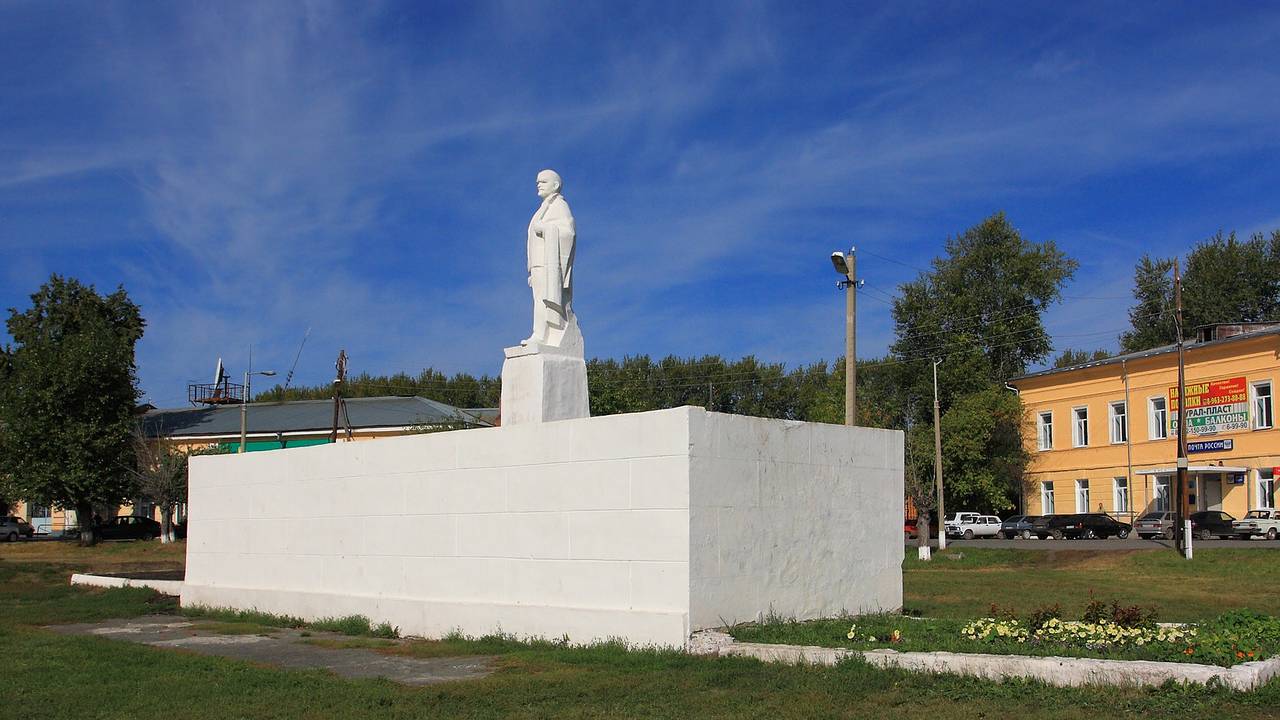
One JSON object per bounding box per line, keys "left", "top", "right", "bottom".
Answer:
{"left": 731, "top": 608, "right": 1280, "bottom": 668}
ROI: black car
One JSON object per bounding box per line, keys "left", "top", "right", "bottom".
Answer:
{"left": 1189, "top": 511, "right": 1237, "bottom": 540}
{"left": 97, "top": 515, "right": 162, "bottom": 541}
{"left": 1000, "top": 515, "right": 1040, "bottom": 539}
{"left": 1041, "top": 513, "right": 1132, "bottom": 540}
{"left": 1029, "top": 514, "right": 1057, "bottom": 538}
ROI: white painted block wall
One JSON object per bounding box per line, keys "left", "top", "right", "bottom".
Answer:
{"left": 182, "top": 406, "right": 903, "bottom": 648}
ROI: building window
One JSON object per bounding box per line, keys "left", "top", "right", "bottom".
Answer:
{"left": 1259, "top": 469, "right": 1276, "bottom": 510}
{"left": 1148, "top": 397, "right": 1168, "bottom": 440}
{"left": 1075, "top": 479, "right": 1090, "bottom": 513}
{"left": 1253, "top": 381, "right": 1273, "bottom": 430}
{"left": 1041, "top": 481, "right": 1055, "bottom": 514}
{"left": 1109, "top": 401, "right": 1127, "bottom": 444}
{"left": 1154, "top": 476, "right": 1172, "bottom": 512}
{"left": 1113, "top": 477, "right": 1130, "bottom": 513}
{"left": 1072, "top": 407, "right": 1089, "bottom": 447}
{"left": 1037, "top": 411, "right": 1053, "bottom": 450}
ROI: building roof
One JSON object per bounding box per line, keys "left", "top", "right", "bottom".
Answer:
{"left": 141, "top": 395, "right": 492, "bottom": 438}
{"left": 1011, "top": 325, "right": 1280, "bottom": 384}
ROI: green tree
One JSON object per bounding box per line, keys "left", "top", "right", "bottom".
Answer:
{"left": 1052, "top": 347, "right": 1113, "bottom": 368}
{"left": 0, "top": 276, "right": 145, "bottom": 545}
{"left": 939, "top": 388, "right": 1029, "bottom": 511}
{"left": 1119, "top": 255, "right": 1178, "bottom": 352}
{"left": 892, "top": 212, "right": 1078, "bottom": 391}
{"left": 1120, "top": 231, "right": 1280, "bottom": 352}
{"left": 1183, "top": 230, "right": 1280, "bottom": 327}
{"left": 890, "top": 213, "right": 1075, "bottom": 511}
{"left": 257, "top": 368, "right": 502, "bottom": 408}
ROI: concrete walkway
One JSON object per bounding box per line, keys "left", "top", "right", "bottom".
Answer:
{"left": 48, "top": 615, "right": 496, "bottom": 686}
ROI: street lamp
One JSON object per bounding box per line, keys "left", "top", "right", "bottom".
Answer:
{"left": 830, "top": 248, "right": 860, "bottom": 426}
{"left": 933, "top": 358, "right": 945, "bottom": 550}
{"left": 238, "top": 369, "right": 277, "bottom": 453}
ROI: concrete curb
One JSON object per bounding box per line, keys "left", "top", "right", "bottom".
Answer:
{"left": 707, "top": 637, "right": 1280, "bottom": 691}
{"left": 71, "top": 573, "right": 184, "bottom": 596}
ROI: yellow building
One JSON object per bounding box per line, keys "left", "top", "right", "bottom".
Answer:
{"left": 1010, "top": 324, "right": 1278, "bottom": 522}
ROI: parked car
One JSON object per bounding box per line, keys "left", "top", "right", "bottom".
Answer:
{"left": 947, "top": 515, "right": 1002, "bottom": 540}
{"left": 97, "top": 515, "right": 162, "bottom": 541}
{"left": 943, "top": 512, "right": 981, "bottom": 527}
{"left": 1040, "top": 513, "right": 1131, "bottom": 539}
{"left": 1029, "top": 514, "right": 1056, "bottom": 537}
{"left": 1134, "top": 511, "right": 1174, "bottom": 540}
{"left": 1188, "top": 511, "right": 1237, "bottom": 540}
{"left": 1233, "top": 510, "right": 1280, "bottom": 540}
{"left": 1, "top": 516, "right": 34, "bottom": 542}
{"left": 1000, "top": 515, "right": 1040, "bottom": 539}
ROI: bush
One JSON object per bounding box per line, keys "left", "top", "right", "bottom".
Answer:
{"left": 1082, "top": 594, "right": 1107, "bottom": 625}
{"left": 1109, "top": 600, "right": 1157, "bottom": 628}
{"left": 1194, "top": 609, "right": 1280, "bottom": 666}
{"left": 1025, "top": 604, "right": 1061, "bottom": 631}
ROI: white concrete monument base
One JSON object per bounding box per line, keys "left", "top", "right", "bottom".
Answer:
{"left": 500, "top": 317, "right": 589, "bottom": 425}
{"left": 182, "top": 407, "right": 903, "bottom": 649}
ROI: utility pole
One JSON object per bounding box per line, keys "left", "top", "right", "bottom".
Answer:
{"left": 846, "top": 249, "right": 857, "bottom": 426}
{"left": 1174, "top": 260, "right": 1190, "bottom": 559}
{"left": 238, "top": 346, "right": 276, "bottom": 453}
{"left": 330, "top": 349, "right": 348, "bottom": 443}
{"left": 933, "top": 358, "right": 946, "bottom": 550}
{"left": 239, "top": 346, "right": 252, "bottom": 454}
{"left": 829, "top": 248, "right": 860, "bottom": 426}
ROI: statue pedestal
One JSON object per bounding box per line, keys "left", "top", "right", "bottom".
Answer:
{"left": 501, "top": 318, "right": 589, "bottom": 425}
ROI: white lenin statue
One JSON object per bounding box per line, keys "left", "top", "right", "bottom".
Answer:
{"left": 501, "top": 169, "right": 589, "bottom": 424}
{"left": 524, "top": 169, "right": 577, "bottom": 348}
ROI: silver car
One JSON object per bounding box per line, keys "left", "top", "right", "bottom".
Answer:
{"left": 1, "top": 516, "right": 33, "bottom": 542}
{"left": 1134, "top": 511, "right": 1173, "bottom": 540}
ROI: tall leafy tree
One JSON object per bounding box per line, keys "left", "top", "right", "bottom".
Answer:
{"left": 890, "top": 213, "right": 1076, "bottom": 511}
{"left": 1121, "top": 231, "right": 1280, "bottom": 352}
{"left": 1051, "top": 348, "right": 1113, "bottom": 368}
{"left": 0, "top": 276, "right": 145, "bottom": 545}
{"left": 1183, "top": 230, "right": 1280, "bottom": 327}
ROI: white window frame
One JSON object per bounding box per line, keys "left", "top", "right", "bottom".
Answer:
{"left": 1075, "top": 479, "right": 1090, "bottom": 513}
{"left": 1041, "top": 481, "right": 1055, "bottom": 514}
{"left": 1253, "top": 380, "right": 1273, "bottom": 430}
{"left": 1037, "top": 411, "right": 1054, "bottom": 451}
{"left": 1148, "top": 396, "right": 1168, "bottom": 440}
{"left": 1154, "top": 476, "right": 1172, "bottom": 512}
{"left": 1072, "top": 406, "right": 1089, "bottom": 447}
{"left": 1258, "top": 469, "right": 1276, "bottom": 511}
{"left": 1113, "top": 477, "right": 1130, "bottom": 514}
{"left": 1109, "top": 401, "right": 1128, "bottom": 444}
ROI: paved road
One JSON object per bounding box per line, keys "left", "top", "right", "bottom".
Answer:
{"left": 914, "top": 535, "right": 1280, "bottom": 550}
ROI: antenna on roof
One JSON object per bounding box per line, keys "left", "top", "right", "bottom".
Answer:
{"left": 188, "top": 357, "right": 243, "bottom": 406}
{"left": 282, "top": 327, "right": 311, "bottom": 393}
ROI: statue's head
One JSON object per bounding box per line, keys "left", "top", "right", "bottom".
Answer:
{"left": 536, "top": 169, "right": 562, "bottom": 199}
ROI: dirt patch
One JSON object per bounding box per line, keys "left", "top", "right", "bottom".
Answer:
{"left": 48, "top": 615, "right": 497, "bottom": 686}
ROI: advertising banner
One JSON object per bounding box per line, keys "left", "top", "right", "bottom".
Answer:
{"left": 1169, "top": 377, "right": 1249, "bottom": 436}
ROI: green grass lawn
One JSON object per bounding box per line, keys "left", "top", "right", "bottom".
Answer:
{"left": 903, "top": 547, "right": 1280, "bottom": 622}
{"left": 4, "top": 542, "right": 1280, "bottom": 718}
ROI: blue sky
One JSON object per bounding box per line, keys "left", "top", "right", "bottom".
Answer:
{"left": 3, "top": 1, "right": 1279, "bottom": 408}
